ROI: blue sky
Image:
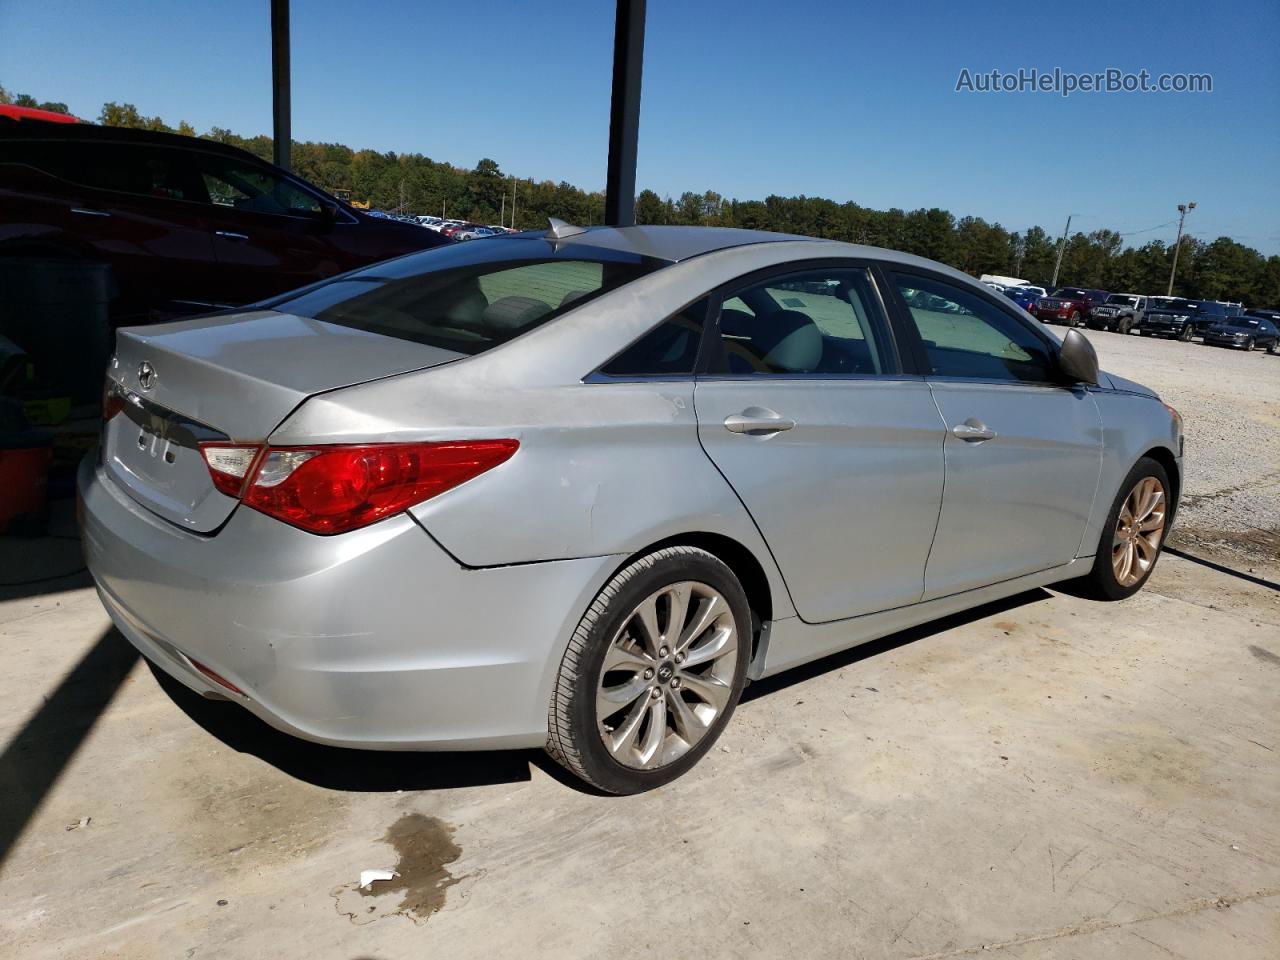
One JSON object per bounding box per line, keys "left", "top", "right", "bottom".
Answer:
{"left": 4, "top": 0, "right": 1278, "bottom": 252}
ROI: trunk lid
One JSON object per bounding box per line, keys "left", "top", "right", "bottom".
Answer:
{"left": 104, "top": 310, "right": 463, "bottom": 533}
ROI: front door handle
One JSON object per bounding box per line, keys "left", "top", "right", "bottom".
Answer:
{"left": 724, "top": 407, "right": 796, "bottom": 435}
{"left": 951, "top": 419, "right": 997, "bottom": 442}
{"left": 214, "top": 230, "right": 249, "bottom": 241}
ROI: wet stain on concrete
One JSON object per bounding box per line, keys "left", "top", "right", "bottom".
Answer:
{"left": 1248, "top": 644, "right": 1280, "bottom": 667}
{"left": 334, "top": 814, "right": 463, "bottom": 925}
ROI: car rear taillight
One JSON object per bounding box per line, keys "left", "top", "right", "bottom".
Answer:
{"left": 102, "top": 380, "right": 126, "bottom": 422}
{"left": 200, "top": 443, "right": 263, "bottom": 497}
{"left": 240, "top": 440, "right": 518, "bottom": 534}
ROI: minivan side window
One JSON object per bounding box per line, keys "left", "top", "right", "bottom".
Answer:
{"left": 892, "top": 272, "right": 1057, "bottom": 383}
{"left": 710, "top": 267, "right": 890, "bottom": 376}
{"left": 197, "top": 155, "right": 323, "bottom": 217}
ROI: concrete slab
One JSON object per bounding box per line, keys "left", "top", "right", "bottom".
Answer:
{"left": 1, "top": 551, "right": 1277, "bottom": 959}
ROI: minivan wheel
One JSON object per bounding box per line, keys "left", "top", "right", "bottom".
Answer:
{"left": 1178, "top": 325, "right": 1194, "bottom": 342}
{"left": 546, "top": 546, "right": 751, "bottom": 794}
{"left": 1077, "top": 457, "right": 1171, "bottom": 601}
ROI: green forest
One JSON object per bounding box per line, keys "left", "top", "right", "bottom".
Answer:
{"left": 4, "top": 86, "right": 1277, "bottom": 306}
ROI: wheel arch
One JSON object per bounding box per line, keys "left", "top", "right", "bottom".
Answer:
{"left": 1140, "top": 445, "right": 1181, "bottom": 521}
{"left": 608, "top": 531, "right": 775, "bottom": 658}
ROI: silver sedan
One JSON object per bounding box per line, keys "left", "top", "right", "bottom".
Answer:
{"left": 80, "top": 223, "right": 1183, "bottom": 793}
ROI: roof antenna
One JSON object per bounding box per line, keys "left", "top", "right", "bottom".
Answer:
{"left": 546, "top": 217, "right": 588, "bottom": 240}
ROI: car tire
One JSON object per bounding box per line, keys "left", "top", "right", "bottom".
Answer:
{"left": 1076, "top": 456, "right": 1173, "bottom": 602}
{"left": 1118, "top": 317, "right": 1132, "bottom": 335}
{"left": 1245, "top": 338, "right": 1256, "bottom": 351}
{"left": 1068, "top": 310, "right": 1081, "bottom": 327}
{"left": 546, "top": 546, "right": 752, "bottom": 794}
{"left": 1178, "top": 325, "right": 1194, "bottom": 342}
{"left": 1267, "top": 341, "right": 1278, "bottom": 355}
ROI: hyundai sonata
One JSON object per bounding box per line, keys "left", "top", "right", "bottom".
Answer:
{"left": 80, "top": 223, "right": 1183, "bottom": 794}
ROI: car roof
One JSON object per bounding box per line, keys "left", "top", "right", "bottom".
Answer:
{"left": 0, "top": 117, "right": 267, "bottom": 166}
{"left": 497, "top": 225, "right": 817, "bottom": 264}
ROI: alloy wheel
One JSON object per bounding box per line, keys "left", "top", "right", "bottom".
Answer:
{"left": 596, "top": 581, "right": 739, "bottom": 770}
{"left": 1112, "top": 476, "right": 1167, "bottom": 588}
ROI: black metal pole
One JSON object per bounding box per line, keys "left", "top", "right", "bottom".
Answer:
{"left": 271, "top": 0, "right": 291, "bottom": 171}
{"left": 604, "top": 0, "right": 645, "bottom": 227}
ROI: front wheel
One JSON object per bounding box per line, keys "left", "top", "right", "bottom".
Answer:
{"left": 1117, "top": 317, "right": 1133, "bottom": 335}
{"left": 1244, "top": 338, "right": 1256, "bottom": 351}
{"left": 1178, "top": 324, "right": 1194, "bottom": 342}
{"left": 1077, "top": 457, "right": 1172, "bottom": 601}
{"left": 1068, "top": 310, "right": 1081, "bottom": 327}
{"left": 546, "top": 546, "right": 751, "bottom": 794}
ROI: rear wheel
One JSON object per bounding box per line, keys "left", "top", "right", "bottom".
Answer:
{"left": 1077, "top": 457, "right": 1171, "bottom": 601}
{"left": 546, "top": 546, "right": 751, "bottom": 794}
{"left": 1267, "top": 340, "right": 1278, "bottom": 355}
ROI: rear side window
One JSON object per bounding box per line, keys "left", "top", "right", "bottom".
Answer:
{"left": 710, "top": 267, "right": 892, "bottom": 376}
{"left": 197, "top": 154, "right": 322, "bottom": 217}
{"left": 270, "top": 243, "right": 663, "bottom": 355}
{"left": 599, "top": 299, "right": 708, "bottom": 377}
{"left": 3, "top": 140, "right": 203, "bottom": 201}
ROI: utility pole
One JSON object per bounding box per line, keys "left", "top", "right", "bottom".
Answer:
{"left": 1050, "top": 215, "right": 1073, "bottom": 289}
{"left": 1167, "top": 201, "right": 1196, "bottom": 296}
{"left": 500, "top": 192, "right": 506, "bottom": 228}
{"left": 511, "top": 179, "right": 517, "bottom": 230}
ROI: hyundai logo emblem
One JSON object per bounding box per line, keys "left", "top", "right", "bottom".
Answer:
{"left": 137, "top": 361, "right": 156, "bottom": 391}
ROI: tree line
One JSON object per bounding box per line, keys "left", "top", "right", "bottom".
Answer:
{"left": 3, "top": 85, "right": 1277, "bottom": 306}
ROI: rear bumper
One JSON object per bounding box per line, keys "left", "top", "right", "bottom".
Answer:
{"left": 78, "top": 454, "right": 619, "bottom": 750}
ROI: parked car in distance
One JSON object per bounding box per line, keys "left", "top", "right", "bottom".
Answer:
{"left": 81, "top": 224, "right": 1183, "bottom": 794}
{"left": 1002, "top": 286, "right": 1040, "bottom": 312}
{"left": 1034, "top": 287, "right": 1110, "bottom": 326}
{"left": 0, "top": 119, "right": 450, "bottom": 324}
{"left": 1141, "top": 298, "right": 1237, "bottom": 341}
{"left": 1088, "top": 293, "right": 1147, "bottom": 334}
{"left": 1139, "top": 297, "right": 1199, "bottom": 339}
{"left": 1201, "top": 314, "right": 1280, "bottom": 352}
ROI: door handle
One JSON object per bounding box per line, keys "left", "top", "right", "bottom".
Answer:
{"left": 724, "top": 408, "right": 796, "bottom": 435}
{"left": 214, "top": 230, "right": 249, "bottom": 241}
{"left": 951, "top": 419, "right": 997, "bottom": 442}
{"left": 70, "top": 207, "right": 111, "bottom": 217}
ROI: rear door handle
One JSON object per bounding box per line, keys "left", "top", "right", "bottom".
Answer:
{"left": 70, "top": 207, "right": 111, "bottom": 217}
{"left": 214, "top": 230, "right": 249, "bottom": 241}
{"left": 724, "top": 408, "right": 796, "bottom": 435}
{"left": 951, "top": 419, "right": 997, "bottom": 442}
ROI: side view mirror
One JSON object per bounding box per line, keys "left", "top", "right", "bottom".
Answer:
{"left": 319, "top": 200, "right": 340, "bottom": 225}
{"left": 1058, "top": 327, "right": 1099, "bottom": 385}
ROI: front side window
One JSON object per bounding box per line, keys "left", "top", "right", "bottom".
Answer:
{"left": 270, "top": 242, "right": 664, "bottom": 355}
{"left": 711, "top": 267, "right": 891, "bottom": 376}
{"left": 892, "top": 272, "right": 1057, "bottom": 383}
{"left": 197, "top": 155, "right": 323, "bottom": 217}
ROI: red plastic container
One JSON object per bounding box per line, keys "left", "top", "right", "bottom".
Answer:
{"left": 0, "top": 443, "right": 53, "bottom": 533}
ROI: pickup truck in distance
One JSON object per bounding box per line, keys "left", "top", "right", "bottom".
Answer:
{"left": 1033, "top": 288, "right": 1110, "bottom": 327}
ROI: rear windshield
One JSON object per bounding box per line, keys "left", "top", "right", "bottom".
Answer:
{"left": 267, "top": 239, "right": 664, "bottom": 355}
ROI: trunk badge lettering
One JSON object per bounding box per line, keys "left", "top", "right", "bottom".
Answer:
{"left": 138, "top": 361, "right": 156, "bottom": 391}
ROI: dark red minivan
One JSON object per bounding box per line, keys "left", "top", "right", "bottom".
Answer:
{"left": 0, "top": 119, "right": 449, "bottom": 323}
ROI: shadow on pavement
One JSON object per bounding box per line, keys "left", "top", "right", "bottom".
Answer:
{"left": 147, "top": 588, "right": 1054, "bottom": 800}
{"left": 0, "top": 628, "right": 139, "bottom": 867}
{"left": 743, "top": 588, "right": 1053, "bottom": 704}
{"left": 149, "top": 663, "right": 536, "bottom": 794}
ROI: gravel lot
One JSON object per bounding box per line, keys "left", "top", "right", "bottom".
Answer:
{"left": 1079, "top": 327, "right": 1280, "bottom": 576}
